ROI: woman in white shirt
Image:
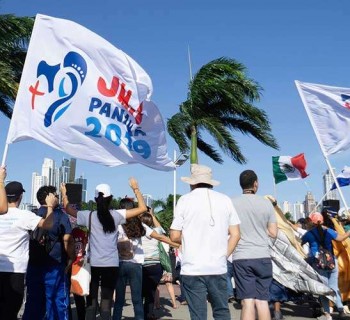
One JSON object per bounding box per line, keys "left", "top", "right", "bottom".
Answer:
{"left": 61, "top": 178, "right": 146, "bottom": 320}
{"left": 140, "top": 211, "right": 179, "bottom": 320}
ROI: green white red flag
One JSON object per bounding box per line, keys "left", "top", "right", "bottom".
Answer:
{"left": 272, "top": 153, "right": 309, "bottom": 184}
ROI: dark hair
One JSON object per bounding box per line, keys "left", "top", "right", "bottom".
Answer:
{"left": 95, "top": 193, "right": 116, "bottom": 233}
{"left": 239, "top": 170, "right": 258, "bottom": 189}
{"left": 122, "top": 217, "right": 146, "bottom": 238}
{"left": 37, "top": 186, "right": 57, "bottom": 205}
{"left": 140, "top": 212, "right": 154, "bottom": 228}
{"left": 7, "top": 195, "right": 21, "bottom": 204}
{"left": 193, "top": 183, "right": 213, "bottom": 189}
{"left": 119, "top": 198, "right": 135, "bottom": 210}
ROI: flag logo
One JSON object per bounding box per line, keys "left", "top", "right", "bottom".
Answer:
{"left": 281, "top": 164, "right": 295, "bottom": 174}
{"left": 341, "top": 94, "right": 350, "bottom": 110}
{"left": 29, "top": 51, "right": 88, "bottom": 128}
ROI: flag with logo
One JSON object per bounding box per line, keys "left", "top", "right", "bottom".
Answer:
{"left": 272, "top": 153, "right": 308, "bottom": 184}
{"left": 331, "top": 166, "right": 350, "bottom": 190}
{"left": 295, "top": 80, "right": 350, "bottom": 156}
{"left": 6, "top": 14, "right": 175, "bottom": 171}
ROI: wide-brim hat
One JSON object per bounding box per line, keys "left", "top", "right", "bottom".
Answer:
{"left": 181, "top": 164, "right": 220, "bottom": 186}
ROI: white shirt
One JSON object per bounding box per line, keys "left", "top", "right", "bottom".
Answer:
{"left": 77, "top": 209, "right": 126, "bottom": 267}
{"left": 171, "top": 188, "right": 240, "bottom": 275}
{"left": 141, "top": 224, "right": 163, "bottom": 265}
{"left": 0, "top": 207, "right": 42, "bottom": 273}
{"left": 117, "top": 225, "right": 144, "bottom": 264}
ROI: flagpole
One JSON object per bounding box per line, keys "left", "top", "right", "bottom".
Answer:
{"left": 188, "top": 45, "right": 193, "bottom": 81}
{"left": 296, "top": 80, "right": 349, "bottom": 213}
{"left": 273, "top": 177, "right": 277, "bottom": 200}
{"left": 1, "top": 143, "right": 9, "bottom": 166}
{"left": 311, "top": 190, "right": 330, "bottom": 214}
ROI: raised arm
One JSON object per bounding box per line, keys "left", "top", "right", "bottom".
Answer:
{"left": 0, "top": 166, "right": 7, "bottom": 214}
{"left": 37, "top": 193, "right": 56, "bottom": 229}
{"left": 335, "top": 230, "right": 350, "bottom": 242}
{"left": 149, "top": 208, "right": 161, "bottom": 228}
{"left": 60, "top": 183, "right": 78, "bottom": 218}
{"left": 150, "top": 230, "right": 180, "bottom": 248}
{"left": 125, "top": 178, "right": 147, "bottom": 219}
{"left": 170, "top": 230, "right": 182, "bottom": 245}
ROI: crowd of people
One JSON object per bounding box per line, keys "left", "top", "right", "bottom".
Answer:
{"left": 1, "top": 164, "right": 350, "bottom": 320}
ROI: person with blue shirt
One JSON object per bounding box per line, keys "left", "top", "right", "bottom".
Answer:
{"left": 302, "top": 211, "right": 350, "bottom": 320}
{"left": 23, "top": 185, "right": 75, "bottom": 320}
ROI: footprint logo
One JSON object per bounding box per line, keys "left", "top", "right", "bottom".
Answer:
{"left": 29, "top": 52, "right": 87, "bottom": 127}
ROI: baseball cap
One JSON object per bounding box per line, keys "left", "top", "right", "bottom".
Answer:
{"left": 309, "top": 212, "right": 324, "bottom": 225}
{"left": 95, "top": 184, "right": 112, "bottom": 198}
{"left": 5, "top": 181, "right": 25, "bottom": 197}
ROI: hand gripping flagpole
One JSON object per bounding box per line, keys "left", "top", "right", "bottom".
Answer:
{"left": 295, "top": 80, "right": 349, "bottom": 214}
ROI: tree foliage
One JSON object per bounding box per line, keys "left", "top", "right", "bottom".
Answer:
{"left": 0, "top": 14, "right": 34, "bottom": 118}
{"left": 167, "top": 57, "right": 279, "bottom": 164}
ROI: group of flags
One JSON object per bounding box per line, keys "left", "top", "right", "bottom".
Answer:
{"left": 272, "top": 151, "right": 350, "bottom": 192}
{"left": 273, "top": 80, "right": 350, "bottom": 193}
{"left": 5, "top": 14, "right": 350, "bottom": 187}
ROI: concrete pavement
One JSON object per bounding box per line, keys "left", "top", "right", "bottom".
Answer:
{"left": 19, "top": 283, "right": 343, "bottom": 319}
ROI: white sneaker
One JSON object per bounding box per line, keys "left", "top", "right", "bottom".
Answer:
{"left": 317, "top": 315, "right": 332, "bottom": 320}
{"left": 344, "top": 306, "right": 350, "bottom": 314}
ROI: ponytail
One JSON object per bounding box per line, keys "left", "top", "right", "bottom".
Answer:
{"left": 95, "top": 193, "right": 116, "bottom": 233}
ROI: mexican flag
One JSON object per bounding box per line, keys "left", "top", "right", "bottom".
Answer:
{"left": 272, "top": 153, "right": 308, "bottom": 184}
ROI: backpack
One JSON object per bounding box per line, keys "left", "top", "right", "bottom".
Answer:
{"left": 311, "top": 228, "right": 335, "bottom": 271}
{"left": 30, "top": 211, "right": 63, "bottom": 254}
{"left": 117, "top": 225, "right": 135, "bottom": 260}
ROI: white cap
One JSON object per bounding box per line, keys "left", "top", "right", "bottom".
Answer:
{"left": 95, "top": 184, "right": 112, "bottom": 198}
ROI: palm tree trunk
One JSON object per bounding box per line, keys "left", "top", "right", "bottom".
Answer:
{"left": 190, "top": 125, "right": 198, "bottom": 164}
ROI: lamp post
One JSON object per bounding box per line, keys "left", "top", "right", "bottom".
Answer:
{"left": 173, "top": 150, "right": 189, "bottom": 214}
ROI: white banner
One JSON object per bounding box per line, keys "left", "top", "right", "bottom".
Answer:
{"left": 6, "top": 14, "right": 174, "bottom": 171}
{"left": 295, "top": 80, "right": 350, "bottom": 156}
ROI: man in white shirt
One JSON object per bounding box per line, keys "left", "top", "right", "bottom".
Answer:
{"left": 170, "top": 164, "right": 241, "bottom": 320}
{"left": 0, "top": 181, "right": 56, "bottom": 320}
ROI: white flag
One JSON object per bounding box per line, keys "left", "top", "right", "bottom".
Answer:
{"left": 295, "top": 80, "right": 350, "bottom": 156}
{"left": 6, "top": 14, "right": 175, "bottom": 171}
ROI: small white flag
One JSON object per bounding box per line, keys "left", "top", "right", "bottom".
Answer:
{"left": 6, "top": 14, "right": 174, "bottom": 171}
{"left": 295, "top": 80, "right": 350, "bottom": 156}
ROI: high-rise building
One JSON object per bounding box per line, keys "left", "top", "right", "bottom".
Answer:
{"left": 304, "top": 191, "right": 316, "bottom": 215}
{"left": 60, "top": 158, "right": 71, "bottom": 185}
{"left": 281, "top": 201, "right": 292, "bottom": 214}
{"left": 42, "top": 158, "right": 55, "bottom": 186}
{"left": 69, "top": 158, "right": 77, "bottom": 183}
{"left": 323, "top": 169, "right": 338, "bottom": 200}
{"left": 293, "top": 202, "right": 305, "bottom": 221}
{"left": 31, "top": 172, "right": 46, "bottom": 208}
{"left": 75, "top": 175, "right": 87, "bottom": 202}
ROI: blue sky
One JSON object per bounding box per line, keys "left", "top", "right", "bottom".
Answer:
{"left": 1, "top": 0, "right": 350, "bottom": 206}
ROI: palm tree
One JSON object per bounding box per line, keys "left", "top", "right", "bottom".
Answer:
{"left": 0, "top": 14, "right": 34, "bottom": 118}
{"left": 167, "top": 57, "right": 279, "bottom": 164}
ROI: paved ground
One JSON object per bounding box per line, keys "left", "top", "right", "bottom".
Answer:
{"left": 20, "top": 284, "right": 349, "bottom": 319}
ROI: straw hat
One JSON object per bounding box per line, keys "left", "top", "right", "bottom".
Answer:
{"left": 181, "top": 164, "right": 220, "bottom": 186}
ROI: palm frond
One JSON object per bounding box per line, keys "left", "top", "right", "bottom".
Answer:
{"left": 167, "top": 113, "right": 190, "bottom": 153}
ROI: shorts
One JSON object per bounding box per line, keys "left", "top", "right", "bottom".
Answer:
{"left": 232, "top": 258, "right": 272, "bottom": 300}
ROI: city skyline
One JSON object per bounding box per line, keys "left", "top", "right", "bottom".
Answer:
{"left": 25, "top": 157, "right": 342, "bottom": 219}
{"left": 29, "top": 157, "right": 84, "bottom": 207}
